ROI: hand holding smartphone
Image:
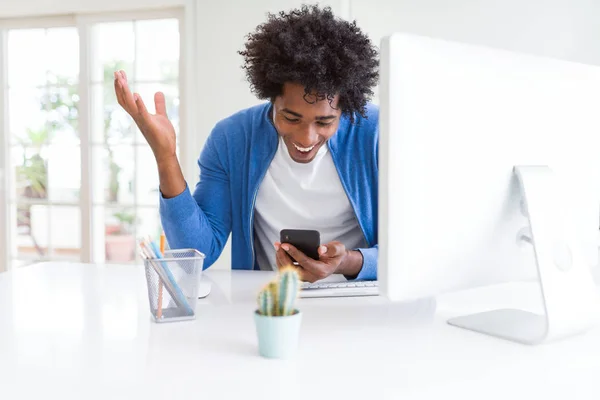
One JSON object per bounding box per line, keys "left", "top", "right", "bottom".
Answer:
{"left": 279, "top": 229, "right": 321, "bottom": 262}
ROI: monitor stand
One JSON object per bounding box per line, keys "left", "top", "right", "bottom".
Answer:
{"left": 448, "top": 165, "right": 600, "bottom": 345}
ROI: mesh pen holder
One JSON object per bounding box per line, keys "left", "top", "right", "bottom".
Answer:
{"left": 144, "top": 248, "right": 205, "bottom": 323}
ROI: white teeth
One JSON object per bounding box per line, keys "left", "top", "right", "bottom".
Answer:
{"left": 293, "top": 143, "right": 315, "bottom": 153}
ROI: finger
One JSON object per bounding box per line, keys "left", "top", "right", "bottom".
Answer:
{"left": 274, "top": 248, "right": 319, "bottom": 282}
{"left": 134, "top": 93, "right": 150, "bottom": 120}
{"left": 281, "top": 243, "right": 313, "bottom": 267}
{"left": 274, "top": 242, "right": 281, "bottom": 252}
{"left": 318, "top": 245, "right": 327, "bottom": 256}
{"left": 114, "top": 73, "right": 129, "bottom": 110}
{"left": 114, "top": 74, "right": 124, "bottom": 107}
{"left": 116, "top": 71, "right": 138, "bottom": 114}
{"left": 281, "top": 244, "right": 327, "bottom": 280}
{"left": 275, "top": 249, "right": 284, "bottom": 267}
{"left": 276, "top": 248, "right": 294, "bottom": 269}
{"left": 320, "top": 241, "right": 346, "bottom": 258}
{"left": 155, "top": 92, "right": 167, "bottom": 117}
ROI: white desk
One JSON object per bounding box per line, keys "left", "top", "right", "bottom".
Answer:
{"left": 0, "top": 262, "right": 599, "bottom": 400}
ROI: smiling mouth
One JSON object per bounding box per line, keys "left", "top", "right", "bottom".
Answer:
{"left": 293, "top": 142, "right": 319, "bottom": 153}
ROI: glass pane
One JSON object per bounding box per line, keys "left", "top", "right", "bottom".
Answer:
{"left": 46, "top": 85, "right": 80, "bottom": 143}
{"left": 136, "top": 207, "right": 162, "bottom": 244}
{"left": 48, "top": 206, "right": 81, "bottom": 260}
{"left": 13, "top": 204, "right": 82, "bottom": 262}
{"left": 91, "top": 22, "right": 135, "bottom": 83}
{"left": 8, "top": 28, "right": 79, "bottom": 87}
{"left": 104, "top": 206, "right": 137, "bottom": 263}
{"left": 135, "top": 19, "right": 179, "bottom": 81}
{"left": 136, "top": 146, "right": 159, "bottom": 206}
{"left": 90, "top": 82, "right": 134, "bottom": 145}
{"left": 12, "top": 146, "right": 48, "bottom": 201}
{"left": 133, "top": 83, "right": 179, "bottom": 144}
{"left": 13, "top": 202, "right": 49, "bottom": 262}
{"left": 8, "top": 88, "right": 46, "bottom": 145}
{"left": 46, "top": 28, "right": 79, "bottom": 85}
{"left": 8, "top": 29, "right": 46, "bottom": 87}
{"left": 46, "top": 144, "right": 80, "bottom": 202}
{"left": 93, "top": 145, "right": 134, "bottom": 204}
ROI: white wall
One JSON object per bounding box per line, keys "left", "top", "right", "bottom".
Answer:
{"left": 352, "top": 0, "right": 600, "bottom": 65}
{"left": 351, "top": 0, "right": 600, "bottom": 101}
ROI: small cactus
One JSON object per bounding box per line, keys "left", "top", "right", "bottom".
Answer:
{"left": 267, "top": 282, "right": 279, "bottom": 315}
{"left": 278, "top": 267, "right": 300, "bottom": 316}
{"left": 257, "top": 267, "right": 301, "bottom": 316}
{"left": 257, "top": 286, "right": 274, "bottom": 316}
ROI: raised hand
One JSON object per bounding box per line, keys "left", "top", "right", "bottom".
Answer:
{"left": 113, "top": 70, "right": 176, "bottom": 164}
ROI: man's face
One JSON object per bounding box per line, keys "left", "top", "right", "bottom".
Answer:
{"left": 272, "top": 82, "right": 342, "bottom": 163}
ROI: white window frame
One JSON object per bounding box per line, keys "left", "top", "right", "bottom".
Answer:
{"left": 0, "top": 29, "right": 8, "bottom": 273}
{"left": 0, "top": 15, "right": 77, "bottom": 273}
{"left": 0, "top": 6, "right": 189, "bottom": 271}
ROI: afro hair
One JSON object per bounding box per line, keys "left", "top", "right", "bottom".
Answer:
{"left": 239, "top": 4, "right": 379, "bottom": 121}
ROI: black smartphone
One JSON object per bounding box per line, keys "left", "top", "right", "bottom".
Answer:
{"left": 280, "top": 229, "right": 321, "bottom": 261}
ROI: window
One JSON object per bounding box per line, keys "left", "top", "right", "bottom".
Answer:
{"left": 1, "top": 10, "right": 183, "bottom": 270}
{"left": 88, "top": 18, "right": 181, "bottom": 264}
{"left": 6, "top": 26, "right": 81, "bottom": 266}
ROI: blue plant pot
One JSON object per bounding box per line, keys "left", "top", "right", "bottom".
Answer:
{"left": 254, "top": 310, "right": 302, "bottom": 359}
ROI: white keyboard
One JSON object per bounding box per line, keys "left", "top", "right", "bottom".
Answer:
{"left": 300, "top": 280, "right": 379, "bottom": 298}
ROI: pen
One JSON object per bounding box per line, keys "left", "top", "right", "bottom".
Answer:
{"left": 157, "top": 232, "right": 166, "bottom": 318}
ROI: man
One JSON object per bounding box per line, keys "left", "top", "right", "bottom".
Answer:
{"left": 114, "top": 5, "right": 379, "bottom": 282}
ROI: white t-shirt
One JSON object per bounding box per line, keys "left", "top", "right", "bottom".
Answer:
{"left": 253, "top": 136, "right": 367, "bottom": 271}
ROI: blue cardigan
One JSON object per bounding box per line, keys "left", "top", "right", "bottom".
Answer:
{"left": 159, "top": 102, "right": 379, "bottom": 280}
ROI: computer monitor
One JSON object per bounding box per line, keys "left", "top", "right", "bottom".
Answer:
{"left": 378, "top": 32, "right": 600, "bottom": 345}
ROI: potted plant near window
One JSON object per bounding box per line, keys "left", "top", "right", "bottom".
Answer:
{"left": 105, "top": 209, "right": 136, "bottom": 262}
{"left": 15, "top": 128, "right": 49, "bottom": 257}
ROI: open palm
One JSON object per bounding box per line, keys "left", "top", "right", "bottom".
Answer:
{"left": 113, "top": 70, "right": 176, "bottom": 163}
